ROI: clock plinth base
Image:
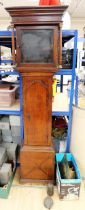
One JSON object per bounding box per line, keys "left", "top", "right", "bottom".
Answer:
{"left": 20, "top": 145, "right": 55, "bottom": 183}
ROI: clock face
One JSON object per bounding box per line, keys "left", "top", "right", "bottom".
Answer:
{"left": 19, "top": 29, "right": 54, "bottom": 63}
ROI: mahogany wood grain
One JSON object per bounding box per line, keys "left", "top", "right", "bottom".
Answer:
{"left": 22, "top": 76, "right": 52, "bottom": 146}
{"left": 20, "top": 146, "right": 55, "bottom": 181}
{"left": 6, "top": 6, "right": 68, "bottom": 26}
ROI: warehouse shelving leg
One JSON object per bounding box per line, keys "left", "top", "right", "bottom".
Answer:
{"left": 75, "top": 75, "right": 78, "bottom": 106}
{"left": 66, "top": 30, "right": 78, "bottom": 152}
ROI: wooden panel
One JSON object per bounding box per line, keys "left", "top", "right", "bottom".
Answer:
{"left": 22, "top": 76, "right": 52, "bottom": 146}
{"left": 6, "top": 6, "right": 68, "bottom": 25}
{"left": 20, "top": 146, "right": 55, "bottom": 181}
{"left": 58, "top": 23, "right": 62, "bottom": 67}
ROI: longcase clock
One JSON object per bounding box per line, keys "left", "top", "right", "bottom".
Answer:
{"left": 6, "top": 6, "right": 67, "bottom": 182}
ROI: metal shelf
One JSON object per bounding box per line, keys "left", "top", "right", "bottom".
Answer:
{"left": 52, "top": 93, "right": 69, "bottom": 115}
{"left": 0, "top": 69, "right": 20, "bottom": 76}
{"left": 0, "top": 99, "right": 20, "bottom": 114}
{"left": 0, "top": 31, "right": 16, "bottom": 37}
{"left": 0, "top": 29, "right": 78, "bottom": 152}
{"left": 54, "top": 69, "right": 72, "bottom": 75}
{"left": 0, "top": 30, "right": 16, "bottom": 48}
{"left": 52, "top": 111, "right": 69, "bottom": 116}
{"left": 0, "top": 110, "right": 21, "bottom": 115}
{"left": 0, "top": 60, "right": 13, "bottom": 64}
{"left": 0, "top": 30, "right": 23, "bottom": 142}
{"left": 53, "top": 30, "right": 78, "bottom": 152}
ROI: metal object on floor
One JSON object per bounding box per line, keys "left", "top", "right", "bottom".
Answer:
{"left": 47, "top": 183, "right": 54, "bottom": 197}
{"left": 44, "top": 196, "right": 53, "bottom": 210}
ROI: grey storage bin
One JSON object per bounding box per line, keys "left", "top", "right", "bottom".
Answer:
{"left": 0, "top": 147, "right": 7, "bottom": 167}
{"left": 2, "top": 129, "right": 12, "bottom": 136}
{"left": 52, "top": 137, "right": 67, "bottom": 153}
{"left": 0, "top": 142, "right": 18, "bottom": 161}
{"left": 0, "top": 130, "right": 2, "bottom": 142}
{"left": 9, "top": 115, "right": 20, "bottom": 126}
{"left": 12, "top": 136, "right": 20, "bottom": 144}
{"left": 11, "top": 126, "right": 20, "bottom": 137}
{"left": 2, "top": 135, "right": 13, "bottom": 143}
{"left": 2, "top": 129, "right": 12, "bottom": 143}
{"left": 0, "top": 116, "right": 10, "bottom": 130}
{"left": 0, "top": 163, "right": 12, "bottom": 185}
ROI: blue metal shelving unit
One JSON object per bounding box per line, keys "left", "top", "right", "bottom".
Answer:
{"left": 0, "top": 30, "right": 78, "bottom": 151}
{"left": 0, "top": 30, "right": 23, "bottom": 144}
{"left": 53, "top": 30, "right": 78, "bottom": 152}
{"left": 74, "top": 37, "right": 85, "bottom": 106}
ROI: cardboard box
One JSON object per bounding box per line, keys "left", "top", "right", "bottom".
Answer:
{"left": 56, "top": 153, "right": 81, "bottom": 200}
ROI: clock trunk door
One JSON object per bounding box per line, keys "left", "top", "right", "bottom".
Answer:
{"left": 23, "top": 77, "right": 52, "bottom": 146}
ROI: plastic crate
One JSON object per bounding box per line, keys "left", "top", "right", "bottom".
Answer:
{"left": 0, "top": 168, "right": 15, "bottom": 199}
{"left": 52, "top": 137, "right": 66, "bottom": 153}
{"left": 56, "top": 153, "right": 81, "bottom": 200}
{"left": 0, "top": 85, "right": 17, "bottom": 107}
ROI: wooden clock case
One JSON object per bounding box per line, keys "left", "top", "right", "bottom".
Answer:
{"left": 6, "top": 6, "right": 67, "bottom": 183}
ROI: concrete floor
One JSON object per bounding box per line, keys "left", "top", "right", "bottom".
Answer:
{"left": 0, "top": 169, "right": 85, "bottom": 210}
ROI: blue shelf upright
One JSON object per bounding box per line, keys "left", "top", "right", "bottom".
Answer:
{"left": 66, "top": 30, "right": 78, "bottom": 152}
{"left": 53, "top": 30, "right": 78, "bottom": 152}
